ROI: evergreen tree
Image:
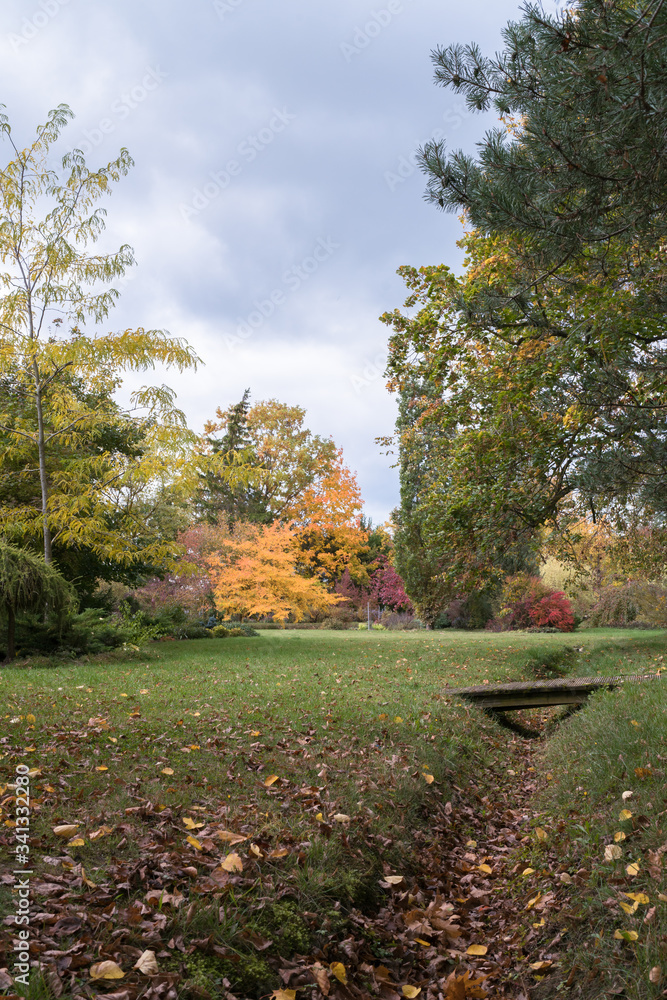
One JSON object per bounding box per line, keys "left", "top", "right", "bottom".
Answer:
{"left": 419, "top": 0, "right": 667, "bottom": 283}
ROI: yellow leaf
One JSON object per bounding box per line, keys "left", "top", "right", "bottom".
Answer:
{"left": 604, "top": 844, "right": 622, "bottom": 861}
{"left": 26, "top": 714, "right": 36, "bottom": 724}
{"left": 478, "top": 863, "right": 493, "bottom": 875}
{"left": 67, "top": 837, "right": 86, "bottom": 847}
{"left": 250, "top": 730, "right": 260, "bottom": 736}
{"left": 89, "top": 826, "right": 113, "bottom": 841}
{"left": 534, "top": 827, "right": 548, "bottom": 841}
{"left": 186, "top": 835, "right": 203, "bottom": 851}
{"left": 384, "top": 875, "right": 404, "bottom": 884}
{"left": 217, "top": 830, "right": 246, "bottom": 845}
{"left": 27, "top": 769, "right": 41, "bottom": 777}
{"left": 53, "top": 824, "right": 79, "bottom": 838}
{"left": 402, "top": 987, "right": 421, "bottom": 998}
{"left": 220, "top": 852, "right": 243, "bottom": 872}
{"left": 625, "top": 892, "right": 649, "bottom": 905}
{"left": 630, "top": 720, "right": 640, "bottom": 727}
{"left": 626, "top": 861, "right": 640, "bottom": 877}
{"left": 394, "top": 716, "right": 403, "bottom": 723}
{"left": 315, "top": 812, "right": 325, "bottom": 822}
{"left": 250, "top": 843, "right": 262, "bottom": 857}
{"left": 614, "top": 831, "right": 626, "bottom": 843}
{"left": 333, "top": 813, "right": 350, "bottom": 823}
{"left": 466, "top": 944, "right": 488, "bottom": 956}
{"left": 24, "top": 746, "right": 36, "bottom": 752}
{"left": 271, "top": 991, "right": 296, "bottom": 1000}
{"left": 614, "top": 929, "right": 639, "bottom": 941}
{"left": 526, "top": 893, "right": 542, "bottom": 910}
{"left": 264, "top": 774, "right": 279, "bottom": 786}
{"left": 139, "top": 689, "right": 149, "bottom": 695}
{"left": 378, "top": 713, "right": 388, "bottom": 720}
{"left": 183, "top": 817, "right": 197, "bottom": 830}
{"left": 422, "top": 773, "right": 435, "bottom": 784}
{"left": 620, "top": 901, "right": 639, "bottom": 915}
{"left": 414, "top": 938, "right": 431, "bottom": 946}
{"left": 466, "top": 839, "right": 477, "bottom": 848}
{"left": 90, "top": 961, "right": 125, "bottom": 980}
{"left": 161, "top": 768, "right": 174, "bottom": 776}
{"left": 530, "top": 961, "right": 552, "bottom": 971}
{"left": 521, "top": 868, "right": 535, "bottom": 876}
{"left": 619, "top": 809, "right": 633, "bottom": 821}
{"left": 95, "top": 765, "right": 108, "bottom": 772}
{"left": 330, "top": 962, "right": 347, "bottom": 984}
{"left": 134, "top": 950, "right": 158, "bottom": 975}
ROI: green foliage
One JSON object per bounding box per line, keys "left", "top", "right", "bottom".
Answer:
{"left": 0, "top": 541, "right": 75, "bottom": 659}
{"left": 420, "top": 1, "right": 667, "bottom": 279}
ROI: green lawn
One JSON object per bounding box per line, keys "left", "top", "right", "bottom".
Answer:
{"left": 1, "top": 628, "right": 665, "bottom": 999}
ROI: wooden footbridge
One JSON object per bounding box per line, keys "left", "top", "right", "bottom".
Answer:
{"left": 444, "top": 672, "right": 663, "bottom": 712}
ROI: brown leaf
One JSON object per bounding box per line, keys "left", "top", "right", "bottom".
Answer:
{"left": 311, "top": 962, "right": 330, "bottom": 996}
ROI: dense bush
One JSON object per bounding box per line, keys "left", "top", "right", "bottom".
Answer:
{"left": 486, "top": 574, "right": 575, "bottom": 633}
{"left": 581, "top": 582, "right": 667, "bottom": 629}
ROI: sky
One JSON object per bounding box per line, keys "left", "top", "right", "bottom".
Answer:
{"left": 0, "top": 0, "right": 530, "bottom": 523}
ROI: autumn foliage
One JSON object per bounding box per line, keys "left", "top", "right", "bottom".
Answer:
{"left": 486, "top": 574, "right": 575, "bottom": 633}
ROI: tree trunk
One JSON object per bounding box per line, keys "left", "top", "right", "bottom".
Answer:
{"left": 6, "top": 601, "right": 16, "bottom": 661}
{"left": 32, "top": 358, "right": 52, "bottom": 564}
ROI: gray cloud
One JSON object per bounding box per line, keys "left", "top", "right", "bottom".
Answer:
{"left": 0, "top": 0, "right": 522, "bottom": 523}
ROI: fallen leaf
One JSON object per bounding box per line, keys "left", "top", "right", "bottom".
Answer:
{"left": 630, "top": 719, "right": 640, "bottom": 727}
{"left": 466, "top": 944, "right": 488, "bottom": 956}
{"left": 311, "top": 962, "right": 330, "bottom": 996}
{"left": 614, "top": 929, "right": 639, "bottom": 941}
{"left": 264, "top": 774, "right": 279, "bottom": 786}
{"left": 330, "top": 962, "right": 347, "bottom": 984}
{"left": 53, "top": 824, "right": 79, "bottom": 838}
{"left": 402, "top": 987, "right": 421, "bottom": 998}
{"left": 620, "top": 900, "right": 639, "bottom": 915}
{"left": 649, "top": 966, "right": 662, "bottom": 984}
{"left": 220, "top": 852, "right": 243, "bottom": 872}
{"left": 95, "top": 765, "right": 108, "bottom": 772}
{"left": 183, "top": 817, "right": 204, "bottom": 830}
{"left": 422, "top": 773, "right": 435, "bottom": 784}
{"left": 626, "top": 861, "right": 641, "bottom": 877}
{"left": 624, "top": 892, "right": 649, "bottom": 904}
{"left": 217, "top": 830, "right": 247, "bottom": 845}
{"left": 622, "top": 790, "right": 633, "bottom": 801}
{"left": 271, "top": 991, "right": 296, "bottom": 1000}
{"left": 530, "top": 961, "right": 552, "bottom": 971}
{"left": 394, "top": 716, "right": 403, "bottom": 723}
{"left": 478, "top": 863, "right": 493, "bottom": 875}
{"left": 605, "top": 844, "right": 622, "bottom": 861}
{"left": 185, "top": 835, "right": 203, "bottom": 851}
{"left": 90, "top": 961, "right": 125, "bottom": 980}
{"left": 89, "top": 825, "right": 114, "bottom": 841}
{"left": 333, "top": 813, "right": 350, "bottom": 823}
{"left": 614, "top": 831, "right": 627, "bottom": 843}
{"left": 534, "top": 827, "right": 547, "bottom": 842}
{"left": 133, "top": 950, "right": 158, "bottom": 975}
{"left": 619, "top": 809, "right": 633, "bottom": 821}
{"left": 67, "top": 837, "right": 86, "bottom": 847}
{"left": 521, "top": 868, "right": 535, "bottom": 876}
{"left": 161, "top": 768, "right": 174, "bottom": 776}
{"left": 525, "top": 893, "right": 542, "bottom": 910}
{"left": 384, "top": 875, "right": 404, "bottom": 884}
{"left": 26, "top": 714, "right": 36, "bottom": 724}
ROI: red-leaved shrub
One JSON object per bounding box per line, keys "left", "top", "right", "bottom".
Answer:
{"left": 486, "top": 574, "right": 575, "bottom": 632}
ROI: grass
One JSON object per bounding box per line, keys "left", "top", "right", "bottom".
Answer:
{"left": 0, "top": 627, "right": 665, "bottom": 998}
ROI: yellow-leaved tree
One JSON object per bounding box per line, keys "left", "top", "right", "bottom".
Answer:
{"left": 0, "top": 104, "right": 199, "bottom": 570}
{"left": 205, "top": 520, "right": 341, "bottom": 623}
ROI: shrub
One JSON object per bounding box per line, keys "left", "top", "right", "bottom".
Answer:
{"left": 211, "top": 625, "right": 229, "bottom": 638}
{"left": 486, "top": 574, "right": 575, "bottom": 632}
{"left": 319, "top": 617, "right": 349, "bottom": 630}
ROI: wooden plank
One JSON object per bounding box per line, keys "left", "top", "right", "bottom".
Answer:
{"left": 444, "top": 672, "right": 662, "bottom": 711}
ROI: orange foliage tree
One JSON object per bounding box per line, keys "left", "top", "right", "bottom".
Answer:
{"left": 204, "top": 520, "right": 341, "bottom": 622}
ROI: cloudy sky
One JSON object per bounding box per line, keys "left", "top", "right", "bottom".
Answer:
{"left": 0, "top": 0, "right": 529, "bottom": 522}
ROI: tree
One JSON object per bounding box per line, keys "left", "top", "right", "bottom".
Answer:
{"left": 0, "top": 541, "right": 75, "bottom": 660}
{"left": 0, "top": 104, "right": 199, "bottom": 564}
{"left": 199, "top": 397, "right": 363, "bottom": 528}
{"left": 419, "top": 0, "right": 667, "bottom": 281}
{"left": 204, "top": 520, "right": 341, "bottom": 623}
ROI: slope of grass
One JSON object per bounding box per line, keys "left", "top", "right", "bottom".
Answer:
{"left": 0, "top": 628, "right": 665, "bottom": 998}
